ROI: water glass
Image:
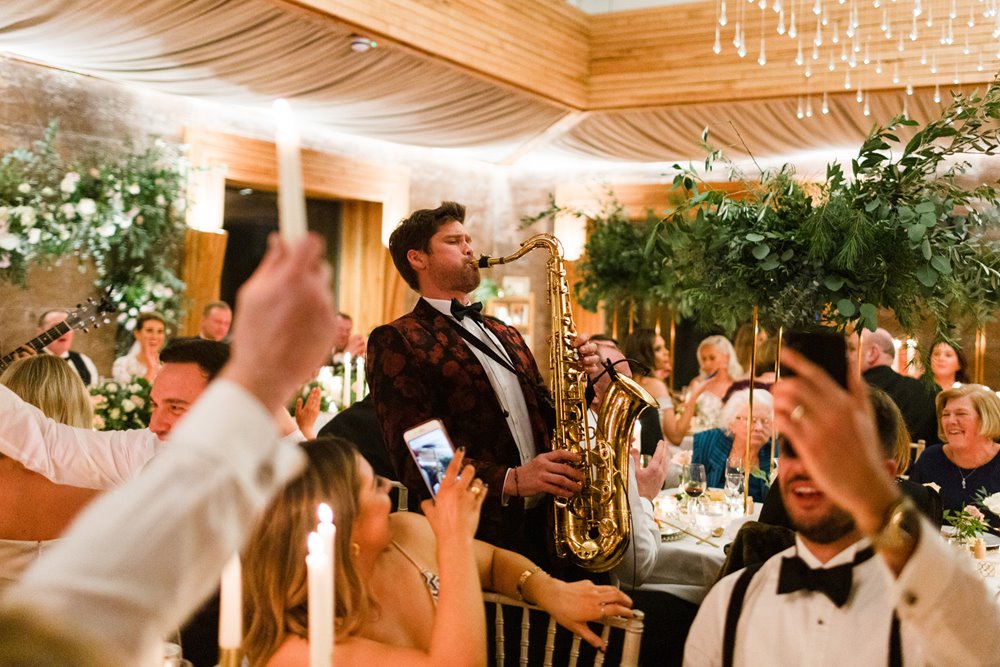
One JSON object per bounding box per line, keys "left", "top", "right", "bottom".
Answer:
{"left": 724, "top": 457, "right": 744, "bottom": 512}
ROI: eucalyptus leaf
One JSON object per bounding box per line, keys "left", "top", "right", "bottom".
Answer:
{"left": 907, "top": 224, "right": 925, "bottom": 243}
{"left": 823, "top": 275, "right": 845, "bottom": 291}
{"left": 916, "top": 265, "right": 938, "bottom": 287}
{"left": 930, "top": 254, "right": 952, "bottom": 274}
{"left": 746, "top": 232, "right": 765, "bottom": 242}
{"left": 921, "top": 239, "right": 932, "bottom": 260}
{"left": 760, "top": 256, "right": 780, "bottom": 270}
{"left": 752, "top": 243, "right": 770, "bottom": 259}
{"left": 836, "top": 298, "right": 857, "bottom": 317}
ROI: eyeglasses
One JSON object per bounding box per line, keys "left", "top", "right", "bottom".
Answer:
{"left": 733, "top": 415, "right": 773, "bottom": 428}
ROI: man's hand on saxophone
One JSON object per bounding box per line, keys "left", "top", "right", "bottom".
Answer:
{"left": 503, "top": 451, "right": 584, "bottom": 499}
{"left": 572, "top": 333, "right": 603, "bottom": 378}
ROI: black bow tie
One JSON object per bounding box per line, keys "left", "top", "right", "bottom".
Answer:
{"left": 450, "top": 299, "right": 484, "bottom": 323}
{"left": 776, "top": 546, "right": 874, "bottom": 608}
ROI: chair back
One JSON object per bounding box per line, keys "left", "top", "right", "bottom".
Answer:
{"left": 482, "top": 592, "right": 644, "bottom": 667}
{"left": 909, "top": 440, "right": 926, "bottom": 463}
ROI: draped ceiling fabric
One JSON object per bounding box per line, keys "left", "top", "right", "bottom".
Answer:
{"left": 0, "top": 0, "right": 983, "bottom": 166}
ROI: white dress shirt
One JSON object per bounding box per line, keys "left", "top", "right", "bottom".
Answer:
{"left": 0, "top": 383, "right": 306, "bottom": 490}
{"left": 684, "top": 528, "right": 1000, "bottom": 666}
{"left": 1, "top": 380, "right": 306, "bottom": 666}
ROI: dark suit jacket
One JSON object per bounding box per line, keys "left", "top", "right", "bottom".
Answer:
{"left": 366, "top": 298, "right": 555, "bottom": 552}
{"left": 864, "top": 365, "right": 940, "bottom": 445}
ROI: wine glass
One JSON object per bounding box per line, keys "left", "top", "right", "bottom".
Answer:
{"left": 725, "top": 457, "right": 744, "bottom": 513}
{"left": 684, "top": 463, "right": 707, "bottom": 507}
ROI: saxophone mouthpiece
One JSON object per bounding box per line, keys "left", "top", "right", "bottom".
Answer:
{"left": 478, "top": 255, "right": 492, "bottom": 268}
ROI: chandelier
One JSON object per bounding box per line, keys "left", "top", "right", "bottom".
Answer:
{"left": 713, "top": 0, "right": 1000, "bottom": 118}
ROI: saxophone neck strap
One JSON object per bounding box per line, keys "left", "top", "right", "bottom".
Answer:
{"left": 444, "top": 316, "right": 519, "bottom": 376}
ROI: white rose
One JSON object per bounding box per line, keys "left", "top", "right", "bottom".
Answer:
{"left": 127, "top": 183, "right": 140, "bottom": 195}
{"left": 18, "top": 207, "right": 36, "bottom": 227}
{"left": 983, "top": 492, "right": 1000, "bottom": 516}
{"left": 110, "top": 408, "right": 121, "bottom": 420}
{"left": 131, "top": 396, "right": 145, "bottom": 409}
{"left": 40, "top": 187, "right": 54, "bottom": 197}
{"left": 77, "top": 198, "right": 97, "bottom": 216}
{"left": 17, "top": 183, "right": 30, "bottom": 193}
{"left": 59, "top": 203, "right": 76, "bottom": 218}
{"left": 0, "top": 254, "right": 9, "bottom": 269}
{"left": 0, "top": 232, "right": 18, "bottom": 251}
{"left": 60, "top": 172, "right": 80, "bottom": 193}
{"left": 121, "top": 399, "right": 136, "bottom": 413}
{"left": 97, "top": 223, "right": 116, "bottom": 238}
{"left": 26, "top": 228, "right": 41, "bottom": 244}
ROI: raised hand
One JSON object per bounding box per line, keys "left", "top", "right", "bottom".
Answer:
{"left": 421, "top": 449, "right": 487, "bottom": 546}
{"left": 631, "top": 439, "right": 669, "bottom": 501}
{"left": 294, "top": 386, "right": 322, "bottom": 440}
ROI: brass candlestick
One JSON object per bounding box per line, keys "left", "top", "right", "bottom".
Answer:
{"left": 768, "top": 326, "right": 783, "bottom": 479}
{"left": 743, "top": 306, "right": 759, "bottom": 515}
{"left": 218, "top": 647, "right": 241, "bottom": 667}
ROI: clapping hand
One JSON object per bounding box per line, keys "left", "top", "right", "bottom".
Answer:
{"left": 294, "top": 386, "right": 322, "bottom": 440}
{"left": 631, "top": 439, "right": 669, "bottom": 501}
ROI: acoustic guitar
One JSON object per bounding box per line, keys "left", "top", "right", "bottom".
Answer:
{"left": 0, "top": 294, "right": 115, "bottom": 371}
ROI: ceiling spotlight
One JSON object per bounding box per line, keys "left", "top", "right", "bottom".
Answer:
{"left": 350, "top": 35, "right": 376, "bottom": 53}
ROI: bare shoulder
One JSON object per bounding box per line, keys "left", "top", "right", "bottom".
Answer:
{"left": 389, "top": 510, "right": 434, "bottom": 539}
{"left": 639, "top": 376, "right": 669, "bottom": 398}
{"left": 265, "top": 635, "right": 308, "bottom": 666}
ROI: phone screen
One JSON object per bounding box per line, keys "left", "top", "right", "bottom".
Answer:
{"left": 403, "top": 420, "right": 455, "bottom": 497}
{"left": 784, "top": 330, "right": 849, "bottom": 388}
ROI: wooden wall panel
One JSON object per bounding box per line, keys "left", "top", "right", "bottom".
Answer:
{"left": 180, "top": 229, "right": 229, "bottom": 336}
{"left": 287, "top": 0, "right": 590, "bottom": 108}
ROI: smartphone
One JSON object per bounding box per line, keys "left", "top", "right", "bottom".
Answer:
{"left": 784, "top": 330, "right": 849, "bottom": 388}
{"left": 402, "top": 418, "right": 456, "bottom": 497}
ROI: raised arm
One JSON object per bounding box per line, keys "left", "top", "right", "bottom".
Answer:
{"left": 2, "top": 233, "right": 338, "bottom": 664}
{"left": 0, "top": 383, "right": 158, "bottom": 488}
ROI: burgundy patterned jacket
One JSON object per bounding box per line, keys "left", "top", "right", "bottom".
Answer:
{"left": 366, "top": 298, "right": 555, "bottom": 551}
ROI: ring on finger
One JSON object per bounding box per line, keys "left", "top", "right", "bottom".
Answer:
{"left": 790, "top": 404, "right": 806, "bottom": 422}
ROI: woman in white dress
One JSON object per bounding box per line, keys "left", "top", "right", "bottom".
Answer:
{"left": 111, "top": 312, "right": 165, "bottom": 383}
{"left": 689, "top": 335, "right": 744, "bottom": 431}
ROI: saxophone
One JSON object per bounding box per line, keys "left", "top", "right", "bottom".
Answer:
{"left": 479, "top": 234, "right": 656, "bottom": 572}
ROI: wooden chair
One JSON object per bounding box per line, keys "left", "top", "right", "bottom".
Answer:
{"left": 482, "top": 592, "right": 645, "bottom": 667}
{"left": 910, "top": 439, "right": 926, "bottom": 463}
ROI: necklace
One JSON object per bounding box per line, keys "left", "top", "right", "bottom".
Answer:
{"left": 958, "top": 464, "right": 983, "bottom": 490}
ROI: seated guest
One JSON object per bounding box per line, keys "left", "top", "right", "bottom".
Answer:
{"left": 37, "top": 309, "right": 99, "bottom": 387}
{"left": 908, "top": 383, "right": 1000, "bottom": 520}
{"left": 112, "top": 311, "right": 166, "bottom": 383}
{"left": 623, "top": 328, "right": 703, "bottom": 446}
{"left": 689, "top": 335, "right": 745, "bottom": 431}
{"left": 692, "top": 389, "right": 775, "bottom": 503}
{"left": 0, "top": 233, "right": 337, "bottom": 665}
{"left": 684, "top": 347, "right": 1000, "bottom": 666}
{"left": 926, "top": 339, "right": 968, "bottom": 389}
{"left": 851, "top": 327, "right": 939, "bottom": 444}
{"left": 318, "top": 393, "right": 394, "bottom": 482}
{"left": 198, "top": 300, "right": 232, "bottom": 342}
{"left": 0, "top": 356, "right": 99, "bottom": 590}
{"left": 330, "top": 311, "right": 365, "bottom": 364}
{"left": 243, "top": 439, "right": 632, "bottom": 665}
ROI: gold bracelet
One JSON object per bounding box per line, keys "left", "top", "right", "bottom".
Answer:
{"left": 516, "top": 565, "right": 544, "bottom": 603}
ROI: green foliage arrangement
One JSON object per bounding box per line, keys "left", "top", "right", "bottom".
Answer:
{"left": 90, "top": 377, "right": 152, "bottom": 431}
{"left": 648, "top": 78, "right": 1000, "bottom": 346}
{"left": 522, "top": 192, "right": 671, "bottom": 321}
{"left": 0, "top": 124, "right": 187, "bottom": 354}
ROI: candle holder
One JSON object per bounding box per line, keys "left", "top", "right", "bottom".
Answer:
{"left": 217, "top": 647, "right": 241, "bottom": 667}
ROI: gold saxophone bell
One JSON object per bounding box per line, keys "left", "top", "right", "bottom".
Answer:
{"left": 480, "top": 234, "right": 656, "bottom": 572}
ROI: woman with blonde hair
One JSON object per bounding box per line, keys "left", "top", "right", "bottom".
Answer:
{"left": 690, "top": 335, "right": 744, "bottom": 431}
{"left": 909, "top": 383, "right": 1000, "bottom": 517}
{"left": 244, "top": 437, "right": 632, "bottom": 666}
{"left": 0, "top": 355, "right": 99, "bottom": 590}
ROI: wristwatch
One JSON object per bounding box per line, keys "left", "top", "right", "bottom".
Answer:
{"left": 870, "top": 495, "right": 922, "bottom": 553}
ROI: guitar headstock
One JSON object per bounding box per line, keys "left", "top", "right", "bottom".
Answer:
{"left": 64, "top": 291, "right": 116, "bottom": 333}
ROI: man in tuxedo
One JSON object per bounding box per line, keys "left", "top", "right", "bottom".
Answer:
{"left": 851, "top": 327, "right": 938, "bottom": 445}
{"left": 37, "top": 309, "right": 99, "bottom": 387}
{"left": 366, "top": 201, "right": 599, "bottom": 565}
{"left": 683, "top": 348, "right": 1000, "bottom": 666}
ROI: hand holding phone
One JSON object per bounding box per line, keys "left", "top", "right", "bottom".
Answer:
{"left": 403, "top": 418, "right": 456, "bottom": 497}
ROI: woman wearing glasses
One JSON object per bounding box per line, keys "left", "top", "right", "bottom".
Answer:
{"left": 691, "top": 389, "right": 775, "bottom": 502}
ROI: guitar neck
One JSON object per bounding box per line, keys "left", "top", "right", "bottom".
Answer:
{"left": 0, "top": 322, "right": 71, "bottom": 371}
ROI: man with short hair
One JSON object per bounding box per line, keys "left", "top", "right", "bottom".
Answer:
{"left": 330, "top": 311, "right": 365, "bottom": 364}
{"left": 683, "top": 348, "right": 1000, "bottom": 666}
{"left": 198, "top": 301, "right": 232, "bottom": 342}
{"left": 36, "top": 309, "right": 99, "bottom": 387}
{"left": 853, "top": 327, "right": 938, "bottom": 444}
{"left": 0, "top": 336, "right": 299, "bottom": 490}
{"left": 366, "top": 201, "right": 599, "bottom": 565}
